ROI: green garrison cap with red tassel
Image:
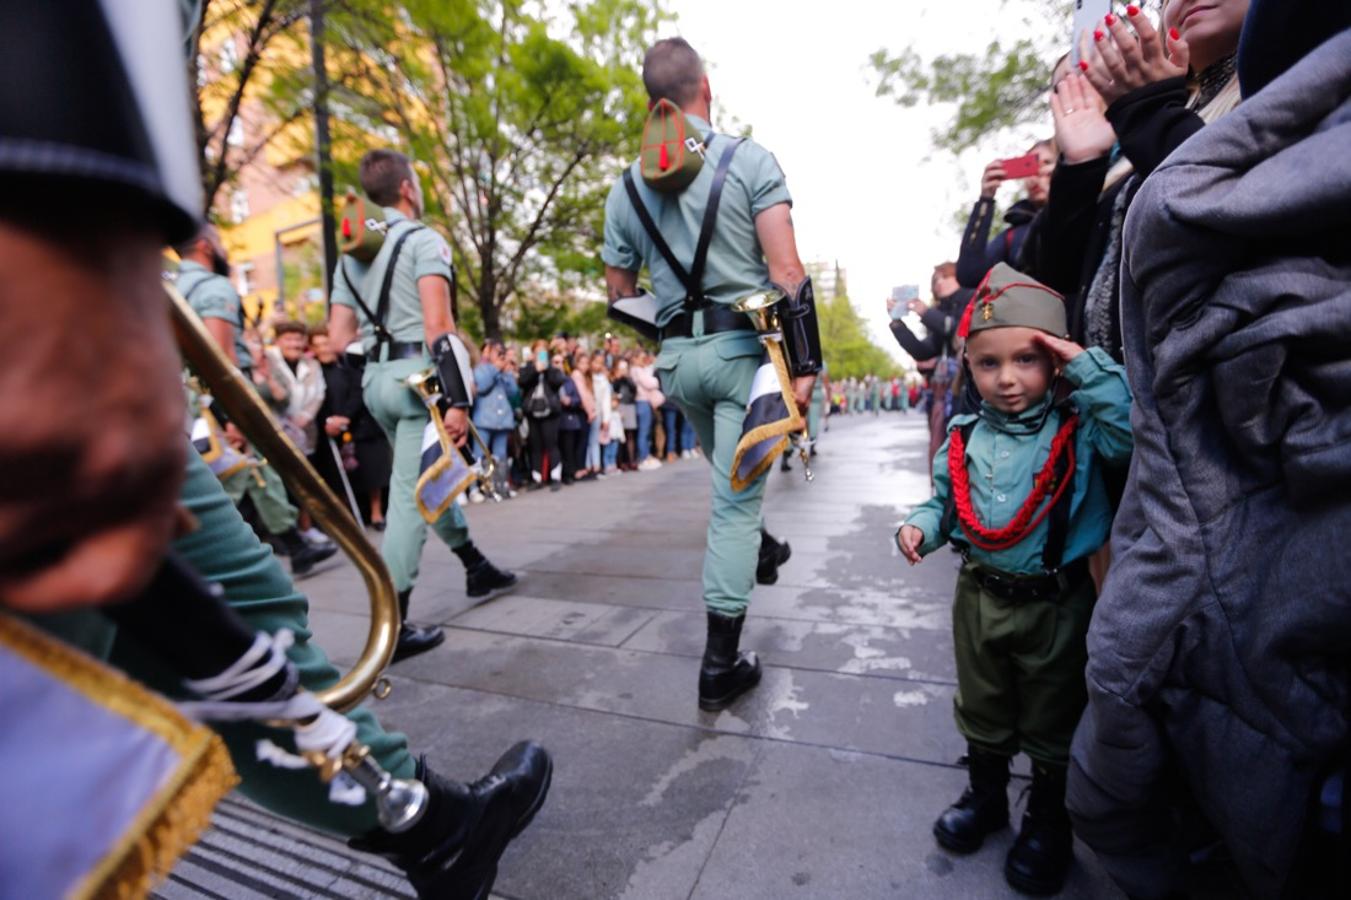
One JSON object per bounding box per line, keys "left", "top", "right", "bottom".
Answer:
{"left": 639, "top": 98, "right": 707, "bottom": 194}
{"left": 957, "top": 262, "right": 1068, "bottom": 340}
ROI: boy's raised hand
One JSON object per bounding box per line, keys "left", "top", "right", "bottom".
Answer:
{"left": 896, "top": 525, "right": 924, "bottom": 565}
{"left": 1031, "top": 332, "right": 1085, "bottom": 366}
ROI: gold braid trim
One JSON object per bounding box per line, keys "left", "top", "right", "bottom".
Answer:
{"left": 0, "top": 615, "right": 238, "bottom": 900}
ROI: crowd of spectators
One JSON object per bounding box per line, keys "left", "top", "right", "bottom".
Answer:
{"left": 232, "top": 326, "right": 710, "bottom": 519}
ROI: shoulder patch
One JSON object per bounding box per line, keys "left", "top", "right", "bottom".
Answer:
{"left": 439, "top": 242, "right": 452, "bottom": 265}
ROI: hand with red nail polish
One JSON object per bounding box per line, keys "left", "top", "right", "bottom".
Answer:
{"left": 1078, "top": 60, "right": 1090, "bottom": 72}
{"left": 1082, "top": 4, "right": 1189, "bottom": 105}
{"left": 1169, "top": 27, "right": 1180, "bottom": 41}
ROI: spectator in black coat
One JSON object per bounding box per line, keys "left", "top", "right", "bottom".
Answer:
{"left": 955, "top": 140, "right": 1054, "bottom": 288}
{"left": 310, "top": 328, "right": 391, "bottom": 529}
{"left": 518, "top": 339, "right": 567, "bottom": 490}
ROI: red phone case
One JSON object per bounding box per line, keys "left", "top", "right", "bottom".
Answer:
{"left": 1000, "top": 153, "right": 1041, "bottom": 179}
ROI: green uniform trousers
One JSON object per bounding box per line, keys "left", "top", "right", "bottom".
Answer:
{"left": 363, "top": 357, "right": 469, "bottom": 594}
{"left": 951, "top": 564, "right": 1095, "bottom": 766}
{"left": 219, "top": 459, "right": 298, "bottom": 535}
{"left": 655, "top": 331, "right": 766, "bottom": 617}
{"left": 32, "top": 444, "right": 415, "bottom": 837}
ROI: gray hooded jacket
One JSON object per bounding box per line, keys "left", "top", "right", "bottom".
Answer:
{"left": 1067, "top": 30, "right": 1351, "bottom": 900}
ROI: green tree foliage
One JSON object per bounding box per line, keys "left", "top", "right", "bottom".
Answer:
{"left": 869, "top": 1, "right": 1076, "bottom": 154}
{"left": 327, "top": 0, "right": 668, "bottom": 341}
{"left": 819, "top": 294, "right": 899, "bottom": 380}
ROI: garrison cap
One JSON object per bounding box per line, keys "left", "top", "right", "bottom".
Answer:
{"left": 957, "top": 262, "right": 1067, "bottom": 339}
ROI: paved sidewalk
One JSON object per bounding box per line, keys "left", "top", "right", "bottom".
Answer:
{"left": 164, "top": 412, "right": 1123, "bottom": 899}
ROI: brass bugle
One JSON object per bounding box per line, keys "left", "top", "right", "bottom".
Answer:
{"left": 168, "top": 283, "right": 399, "bottom": 712}
{"left": 406, "top": 367, "right": 503, "bottom": 502}
{"left": 731, "top": 289, "right": 786, "bottom": 336}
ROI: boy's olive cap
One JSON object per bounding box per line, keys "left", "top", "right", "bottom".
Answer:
{"left": 961, "top": 262, "right": 1067, "bottom": 338}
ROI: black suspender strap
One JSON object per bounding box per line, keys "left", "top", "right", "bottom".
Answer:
{"left": 622, "top": 168, "right": 691, "bottom": 293}
{"left": 339, "top": 224, "right": 425, "bottom": 353}
{"left": 620, "top": 134, "right": 745, "bottom": 311}
{"left": 686, "top": 137, "right": 743, "bottom": 309}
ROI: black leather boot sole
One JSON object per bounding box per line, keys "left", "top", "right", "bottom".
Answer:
{"left": 392, "top": 624, "right": 446, "bottom": 663}
{"left": 698, "top": 653, "right": 762, "bottom": 711}
{"left": 290, "top": 542, "right": 338, "bottom": 577}
{"left": 466, "top": 564, "right": 519, "bottom": 602}
{"left": 932, "top": 802, "right": 1008, "bottom": 854}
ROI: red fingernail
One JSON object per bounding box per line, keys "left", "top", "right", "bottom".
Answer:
{"left": 1169, "top": 27, "right": 1181, "bottom": 40}
{"left": 1105, "top": 13, "right": 1116, "bottom": 25}
{"left": 1127, "top": 4, "right": 1140, "bottom": 15}
{"left": 1094, "top": 28, "right": 1104, "bottom": 40}
{"left": 1079, "top": 60, "right": 1090, "bottom": 71}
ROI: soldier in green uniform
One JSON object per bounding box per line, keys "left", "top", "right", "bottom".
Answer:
{"left": 603, "top": 38, "right": 821, "bottom": 711}
{"left": 0, "top": 5, "right": 549, "bottom": 896}
{"left": 174, "top": 226, "right": 336, "bottom": 577}
{"left": 897, "top": 263, "right": 1132, "bottom": 894}
{"left": 328, "top": 149, "right": 517, "bottom": 663}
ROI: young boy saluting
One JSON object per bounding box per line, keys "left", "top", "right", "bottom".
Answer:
{"left": 897, "top": 263, "right": 1131, "bottom": 896}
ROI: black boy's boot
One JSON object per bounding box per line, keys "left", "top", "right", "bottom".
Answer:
{"left": 279, "top": 526, "right": 337, "bottom": 577}
{"left": 393, "top": 589, "right": 445, "bottom": 663}
{"left": 350, "top": 743, "right": 553, "bottom": 900}
{"left": 933, "top": 744, "right": 1010, "bottom": 853}
{"left": 698, "top": 611, "right": 762, "bottom": 711}
{"left": 756, "top": 527, "right": 792, "bottom": 585}
{"left": 456, "top": 541, "right": 519, "bottom": 602}
{"left": 1004, "top": 762, "right": 1074, "bottom": 896}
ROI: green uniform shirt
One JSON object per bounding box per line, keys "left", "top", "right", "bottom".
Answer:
{"left": 178, "top": 259, "right": 252, "bottom": 371}
{"left": 905, "top": 348, "right": 1133, "bottom": 575}
{"left": 329, "top": 209, "right": 453, "bottom": 353}
{"left": 602, "top": 114, "right": 792, "bottom": 326}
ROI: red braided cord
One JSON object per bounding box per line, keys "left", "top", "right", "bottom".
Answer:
{"left": 948, "top": 415, "right": 1079, "bottom": 551}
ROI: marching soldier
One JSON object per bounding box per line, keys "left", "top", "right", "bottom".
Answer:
{"left": 603, "top": 38, "right": 821, "bottom": 710}
{"left": 0, "top": 3, "right": 550, "bottom": 897}
{"left": 174, "top": 226, "right": 337, "bottom": 576}
{"left": 327, "top": 150, "right": 517, "bottom": 662}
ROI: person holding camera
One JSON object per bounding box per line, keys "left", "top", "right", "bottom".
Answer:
{"left": 472, "top": 338, "right": 519, "bottom": 499}
{"left": 519, "top": 339, "right": 568, "bottom": 491}
{"left": 955, "top": 141, "right": 1055, "bottom": 289}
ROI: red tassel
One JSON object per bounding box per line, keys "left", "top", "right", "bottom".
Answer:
{"left": 956, "top": 297, "right": 976, "bottom": 339}
{"left": 658, "top": 143, "right": 670, "bottom": 171}
{"left": 341, "top": 218, "right": 352, "bottom": 239}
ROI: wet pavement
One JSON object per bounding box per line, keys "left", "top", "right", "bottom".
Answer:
{"left": 163, "top": 411, "right": 1123, "bottom": 900}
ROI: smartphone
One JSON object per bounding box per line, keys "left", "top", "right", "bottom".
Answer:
{"left": 1071, "top": 0, "right": 1112, "bottom": 65}
{"left": 890, "top": 285, "right": 918, "bottom": 320}
{"left": 1000, "top": 152, "right": 1041, "bottom": 179}
{"left": 536, "top": 349, "right": 549, "bottom": 368}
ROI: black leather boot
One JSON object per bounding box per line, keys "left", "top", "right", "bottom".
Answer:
{"left": 350, "top": 742, "right": 553, "bottom": 900}
{"left": 279, "top": 527, "right": 337, "bottom": 577}
{"left": 457, "top": 541, "right": 519, "bottom": 602}
{"left": 756, "top": 528, "right": 792, "bottom": 585}
{"left": 393, "top": 589, "right": 445, "bottom": 663}
{"left": 1005, "top": 762, "right": 1073, "bottom": 895}
{"left": 933, "top": 744, "right": 1010, "bottom": 853}
{"left": 698, "top": 612, "right": 761, "bottom": 711}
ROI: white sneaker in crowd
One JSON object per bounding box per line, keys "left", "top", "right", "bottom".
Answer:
{"left": 302, "top": 527, "right": 335, "bottom": 549}
{"left": 638, "top": 457, "right": 662, "bottom": 471}
{"left": 469, "top": 489, "right": 486, "bottom": 504}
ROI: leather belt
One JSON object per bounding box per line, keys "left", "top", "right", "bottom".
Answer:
{"left": 381, "top": 340, "right": 425, "bottom": 361}
{"left": 965, "top": 557, "right": 1090, "bottom": 603}
{"left": 659, "top": 305, "right": 754, "bottom": 342}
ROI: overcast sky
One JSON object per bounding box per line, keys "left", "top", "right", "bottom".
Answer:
{"left": 660, "top": 0, "right": 1059, "bottom": 364}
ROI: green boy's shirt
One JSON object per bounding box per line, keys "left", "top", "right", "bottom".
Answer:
{"left": 602, "top": 114, "right": 792, "bottom": 327}
{"left": 178, "top": 259, "right": 252, "bottom": 371}
{"left": 904, "top": 347, "right": 1133, "bottom": 575}
{"left": 329, "top": 208, "right": 453, "bottom": 352}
